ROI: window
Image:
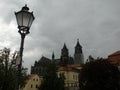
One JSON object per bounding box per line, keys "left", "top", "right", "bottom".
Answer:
{"left": 36, "top": 84, "right": 38, "bottom": 88}
{"left": 31, "top": 84, "right": 33, "bottom": 88}
{"left": 73, "top": 75, "right": 75, "bottom": 79}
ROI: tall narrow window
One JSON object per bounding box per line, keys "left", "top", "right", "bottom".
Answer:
{"left": 31, "top": 84, "right": 33, "bottom": 88}
{"left": 36, "top": 84, "right": 38, "bottom": 88}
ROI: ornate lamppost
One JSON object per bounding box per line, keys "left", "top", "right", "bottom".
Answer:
{"left": 14, "top": 4, "right": 35, "bottom": 90}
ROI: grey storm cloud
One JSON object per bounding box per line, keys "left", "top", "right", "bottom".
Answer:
{"left": 0, "top": 0, "right": 120, "bottom": 73}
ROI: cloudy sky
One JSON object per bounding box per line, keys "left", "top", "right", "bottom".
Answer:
{"left": 0, "top": 0, "right": 120, "bottom": 73}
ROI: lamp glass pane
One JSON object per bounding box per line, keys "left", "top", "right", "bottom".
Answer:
{"left": 22, "top": 12, "right": 31, "bottom": 27}
{"left": 28, "top": 14, "right": 34, "bottom": 27}
{"left": 15, "top": 12, "right": 22, "bottom": 26}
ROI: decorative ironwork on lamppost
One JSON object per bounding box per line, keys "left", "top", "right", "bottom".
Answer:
{"left": 14, "top": 4, "right": 35, "bottom": 90}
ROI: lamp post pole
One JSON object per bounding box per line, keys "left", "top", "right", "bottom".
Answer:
{"left": 15, "top": 5, "right": 35, "bottom": 90}
{"left": 15, "top": 34, "right": 25, "bottom": 90}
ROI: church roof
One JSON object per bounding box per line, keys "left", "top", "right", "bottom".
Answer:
{"left": 39, "top": 56, "right": 50, "bottom": 62}
{"left": 37, "top": 56, "right": 51, "bottom": 67}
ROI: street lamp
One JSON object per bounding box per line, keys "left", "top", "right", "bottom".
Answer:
{"left": 15, "top": 4, "right": 35, "bottom": 90}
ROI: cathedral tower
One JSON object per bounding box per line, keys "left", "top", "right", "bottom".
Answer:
{"left": 74, "top": 39, "right": 84, "bottom": 64}
{"left": 60, "top": 43, "right": 69, "bottom": 66}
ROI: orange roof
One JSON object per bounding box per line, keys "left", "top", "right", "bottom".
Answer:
{"left": 57, "top": 64, "right": 81, "bottom": 71}
{"left": 108, "top": 51, "right": 120, "bottom": 66}
{"left": 67, "top": 64, "right": 81, "bottom": 67}
{"left": 108, "top": 51, "right": 120, "bottom": 57}
{"left": 58, "top": 66, "right": 72, "bottom": 71}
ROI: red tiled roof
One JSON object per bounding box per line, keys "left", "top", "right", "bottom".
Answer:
{"left": 67, "top": 64, "right": 81, "bottom": 68}
{"left": 108, "top": 50, "right": 120, "bottom": 66}
{"left": 108, "top": 51, "right": 120, "bottom": 57}
{"left": 58, "top": 66, "right": 72, "bottom": 71}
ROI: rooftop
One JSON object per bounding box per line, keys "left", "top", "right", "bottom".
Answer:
{"left": 108, "top": 51, "right": 120, "bottom": 57}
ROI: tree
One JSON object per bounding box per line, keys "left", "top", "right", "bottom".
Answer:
{"left": 86, "top": 55, "right": 94, "bottom": 62}
{"left": 39, "top": 61, "right": 65, "bottom": 90}
{"left": 58, "top": 72, "right": 65, "bottom": 90}
{"left": 0, "top": 48, "right": 27, "bottom": 90}
{"left": 79, "top": 59, "right": 120, "bottom": 90}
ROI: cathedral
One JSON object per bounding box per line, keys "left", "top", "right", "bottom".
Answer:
{"left": 31, "top": 39, "right": 84, "bottom": 76}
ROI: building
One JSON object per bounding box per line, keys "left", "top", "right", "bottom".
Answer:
{"left": 31, "top": 39, "right": 84, "bottom": 90}
{"left": 31, "top": 56, "right": 51, "bottom": 76}
{"left": 58, "top": 64, "right": 81, "bottom": 90}
{"left": 108, "top": 50, "right": 120, "bottom": 65}
{"left": 108, "top": 50, "right": 120, "bottom": 70}
{"left": 20, "top": 74, "right": 43, "bottom": 90}
{"left": 74, "top": 39, "right": 84, "bottom": 64}
{"left": 31, "top": 39, "right": 83, "bottom": 75}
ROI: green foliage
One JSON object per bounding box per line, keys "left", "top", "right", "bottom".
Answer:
{"left": 58, "top": 72, "right": 65, "bottom": 90}
{"left": 39, "top": 61, "right": 65, "bottom": 90}
{"left": 79, "top": 59, "right": 120, "bottom": 90}
{"left": 0, "top": 48, "right": 27, "bottom": 90}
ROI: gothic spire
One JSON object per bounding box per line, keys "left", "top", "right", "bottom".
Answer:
{"left": 52, "top": 51, "right": 55, "bottom": 60}
{"left": 61, "top": 43, "right": 69, "bottom": 57}
{"left": 75, "top": 39, "right": 82, "bottom": 48}
{"left": 63, "top": 43, "right": 68, "bottom": 50}
{"left": 75, "top": 39, "right": 82, "bottom": 53}
{"left": 74, "top": 39, "right": 84, "bottom": 64}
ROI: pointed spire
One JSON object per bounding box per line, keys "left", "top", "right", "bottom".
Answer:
{"left": 61, "top": 43, "right": 69, "bottom": 57}
{"left": 75, "top": 39, "right": 82, "bottom": 54}
{"left": 76, "top": 39, "right": 82, "bottom": 48}
{"left": 52, "top": 51, "right": 55, "bottom": 60}
{"left": 63, "top": 43, "right": 68, "bottom": 50}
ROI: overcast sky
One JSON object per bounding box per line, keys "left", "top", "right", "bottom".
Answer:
{"left": 0, "top": 0, "right": 120, "bottom": 73}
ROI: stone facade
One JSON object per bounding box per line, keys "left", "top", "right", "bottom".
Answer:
{"left": 20, "top": 74, "right": 43, "bottom": 90}
{"left": 58, "top": 64, "right": 81, "bottom": 90}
